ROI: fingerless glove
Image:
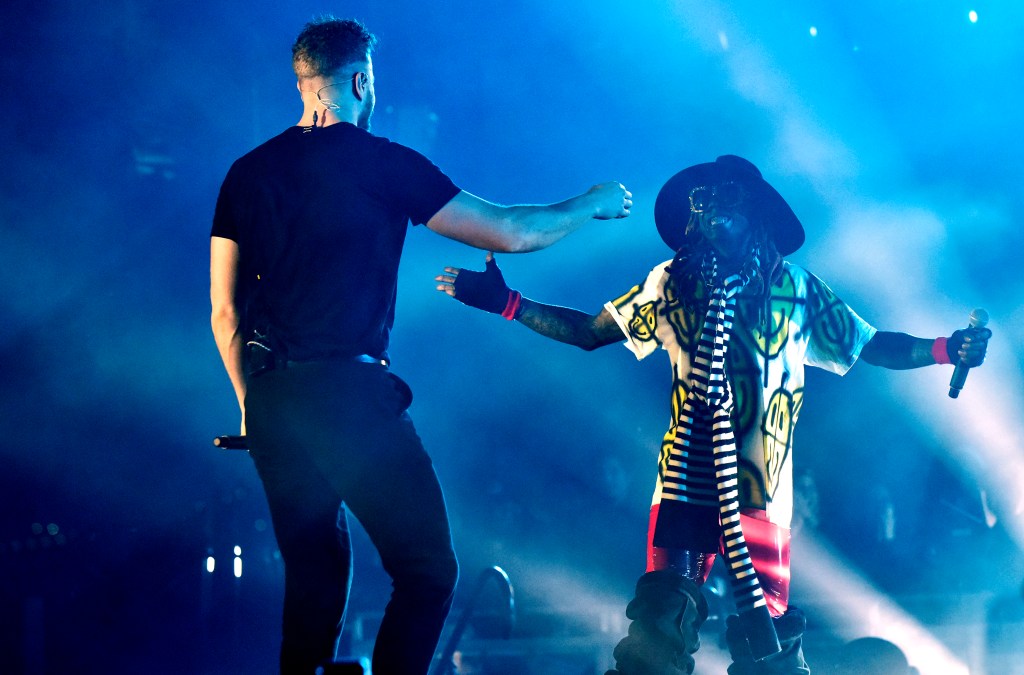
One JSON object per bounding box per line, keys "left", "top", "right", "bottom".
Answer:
{"left": 453, "top": 257, "right": 520, "bottom": 320}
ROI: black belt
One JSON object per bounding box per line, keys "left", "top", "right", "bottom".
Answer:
{"left": 247, "top": 347, "right": 387, "bottom": 377}
{"left": 284, "top": 354, "right": 387, "bottom": 368}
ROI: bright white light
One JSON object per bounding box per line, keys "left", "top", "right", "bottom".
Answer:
{"left": 828, "top": 202, "right": 1024, "bottom": 556}
{"left": 233, "top": 545, "right": 241, "bottom": 555}
{"left": 798, "top": 535, "right": 970, "bottom": 675}
{"left": 205, "top": 556, "right": 215, "bottom": 574}
{"left": 809, "top": 26, "right": 818, "bottom": 37}
{"left": 969, "top": 10, "right": 978, "bottom": 23}
{"left": 234, "top": 556, "right": 242, "bottom": 578}
{"left": 499, "top": 560, "right": 735, "bottom": 670}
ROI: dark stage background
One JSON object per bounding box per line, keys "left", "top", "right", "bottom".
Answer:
{"left": 2, "top": 1, "right": 1023, "bottom": 673}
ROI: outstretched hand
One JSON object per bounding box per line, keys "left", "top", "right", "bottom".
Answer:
{"left": 589, "top": 182, "right": 633, "bottom": 220}
{"left": 947, "top": 325, "right": 992, "bottom": 367}
{"left": 435, "top": 252, "right": 515, "bottom": 315}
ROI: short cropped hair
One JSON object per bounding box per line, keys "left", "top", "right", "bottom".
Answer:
{"left": 292, "top": 16, "right": 378, "bottom": 79}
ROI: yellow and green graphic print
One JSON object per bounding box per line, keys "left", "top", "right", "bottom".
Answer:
{"left": 741, "top": 269, "right": 800, "bottom": 362}
{"left": 805, "top": 275, "right": 866, "bottom": 364}
{"left": 629, "top": 301, "right": 659, "bottom": 342}
{"left": 613, "top": 259, "right": 875, "bottom": 527}
{"left": 611, "top": 281, "right": 662, "bottom": 346}
{"left": 760, "top": 385, "right": 803, "bottom": 502}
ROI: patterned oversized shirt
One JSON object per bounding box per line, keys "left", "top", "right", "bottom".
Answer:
{"left": 604, "top": 260, "right": 877, "bottom": 529}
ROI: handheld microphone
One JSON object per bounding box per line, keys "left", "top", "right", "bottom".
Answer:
{"left": 948, "top": 308, "right": 989, "bottom": 399}
{"left": 213, "top": 435, "right": 248, "bottom": 450}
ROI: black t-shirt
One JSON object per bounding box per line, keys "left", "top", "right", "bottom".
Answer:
{"left": 211, "top": 123, "right": 460, "bottom": 362}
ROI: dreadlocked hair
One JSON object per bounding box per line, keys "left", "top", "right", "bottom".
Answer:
{"left": 666, "top": 211, "right": 784, "bottom": 331}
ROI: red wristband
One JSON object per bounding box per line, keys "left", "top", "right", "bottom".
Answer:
{"left": 931, "top": 337, "right": 951, "bottom": 365}
{"left": 501, "top": 290, "right": 522, "bottom": 321}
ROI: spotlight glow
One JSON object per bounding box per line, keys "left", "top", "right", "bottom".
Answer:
{"left": 798, "top": 535, "right": 970, "bottom": 675}
{"left": 205, "top": 556, "right": 215, "bottom": 574}
{"left": 968, "top": 10, "right": 978, "bottom": 23}
{"left": 829, "top": 204, "right": 1024, "bottom": 556}
{"left": 809, "top": 26, "right": 818, "bottom": 37}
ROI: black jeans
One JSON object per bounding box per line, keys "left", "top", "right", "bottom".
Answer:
{"left": 246, "top": 360, "right": 459, "bottom": 674}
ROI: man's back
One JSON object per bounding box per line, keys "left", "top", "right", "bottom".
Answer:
{"left": 212, "top": 122, "right": 459, "bottom": 361}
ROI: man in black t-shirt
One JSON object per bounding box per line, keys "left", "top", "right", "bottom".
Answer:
{"left": 210, "top": 16, "right": 632, "bottom": 675}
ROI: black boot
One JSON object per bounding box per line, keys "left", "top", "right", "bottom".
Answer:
{"left": 725, "top": 607, "right": 810, "bottom": 675}
{"left": 604, "top": 570, "right": 708, "bottom": 675}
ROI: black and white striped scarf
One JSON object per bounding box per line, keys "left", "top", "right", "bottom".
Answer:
{"left": 658, "top": 246, "right": 781, "bottom": 658}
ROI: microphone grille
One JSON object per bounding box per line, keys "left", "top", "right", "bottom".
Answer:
{"left": 969, "top": 308, "right": 989, "bottom": 328}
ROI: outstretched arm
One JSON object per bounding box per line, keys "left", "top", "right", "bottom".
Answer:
{"left": 425, "top": 183, "right": 632, "bottom": 253}
{"left": 860, "top": 328, "right": 990, "bottom": 370}
{"left": 435, "top": 253, "right": 624, "bottom": 350}
{"left": 515, "top": 300, "right": 623, "bottom": 351}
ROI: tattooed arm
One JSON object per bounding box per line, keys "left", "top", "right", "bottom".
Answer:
{"left": 859, "top": 331, "right": 939, "bottom": 369}
{"left": 514, "top": 301, "right": 623, "bottom": 351}
{"left": 860, "top": 329, "right": 990, "bottom": 370}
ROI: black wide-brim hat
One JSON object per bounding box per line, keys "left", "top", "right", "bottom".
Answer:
{"left": 654, "top": 155, "right": 805, "bottom": 256}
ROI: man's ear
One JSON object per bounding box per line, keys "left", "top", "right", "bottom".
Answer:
{"left": 353, "top": 72, "right": 368, "bottom": 101}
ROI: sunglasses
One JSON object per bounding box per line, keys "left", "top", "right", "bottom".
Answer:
{"left": 688, "top": 182, "right": 748, "bottom": 213}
